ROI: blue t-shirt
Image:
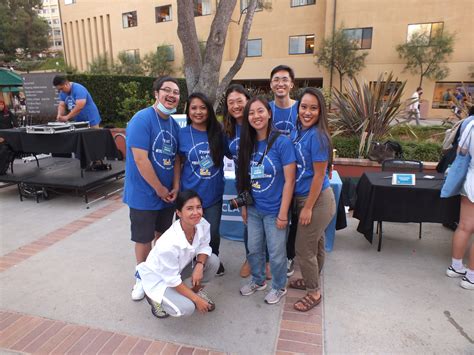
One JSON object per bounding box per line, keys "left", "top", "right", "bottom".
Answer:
{"left": 178, "top": 125, "right": 225, "bottom": 209}
{"left": 59, "top": 82, "right": 101, "bottom": 126}
{"left": 290, "top": 127, "right": 331, "bottom": 197}
{"left": 270, "top": 101, "right": 298, "bottom": 135}
{"left": 225, "top": 124, "right": 242, "bottom": 163}
{"left": 250, "top": 134, "right": 296, "bottom": 215}
{"left": 123, "top": 107, "right": 181, "bottom": 210}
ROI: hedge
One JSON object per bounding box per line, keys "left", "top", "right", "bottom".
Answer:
{"left": 332, "top": 136, "right": 442, "bottom": 162}
{"left": 68, "top": 74, "right": 188, "bottom": 126}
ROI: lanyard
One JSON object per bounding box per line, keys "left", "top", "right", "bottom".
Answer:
{"left": 189, "top": 125, "right": 210, "bottom": 162}
{"left": 154, "top": 106, "right": 174, "bottom": 150}
{"left": 252, "top": 137, "right": 270, "bottom": 166}
{"left": 293, "top": 128, "right": 311, "bottom": 145}
{"left": 271, "top": 102, "right": 293, "bottom": 133}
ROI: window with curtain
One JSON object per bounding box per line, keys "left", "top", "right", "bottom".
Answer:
{"left": 240, "top": 0, "right": 263, "bottom": 12}
{"left": 194, "top": 0, "right": 211, "bottom": 16}
{"left": 122, "top": 11, "right": 138, "bottom": 28}
{"left": 291, "top": 0, "right": 315, "bottom": 7}
{"left": 155, "top": 5, "right": 172, "bottom": 23}
{"left": 246, "top": 39, "right": 262, "bottom": 57}
{"left": 158, "top": 45, "right": 175, "bottom": 61}
{"left": 407, "top": 22, "right": 443, "bottom": 44}
{"left": 343, "top": 27, "right": 373, "bottom": 49}
{"left": 124, "top": 49, "right": 140, "bottom": 63}
{"left": 289, "top": 35, "right": 314, "bottom": 54}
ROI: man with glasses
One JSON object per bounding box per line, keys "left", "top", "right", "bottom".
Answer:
{"left": 123, "top": 76, "right": 182, "bottom": 302}
{"left": 269, "top": 65, "right": 298, "bottom": 276}
{"left": 53, "top": 75, "right": 101, "bottom": 128}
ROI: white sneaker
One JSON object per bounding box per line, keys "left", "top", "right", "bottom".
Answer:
{"left": 446, "top": 265, "right": 467, "bottom": 278}
{"left": 264, "top": 288, "right": 287, "bottom": 304}
{"left": 131, "top": 278, "right": 145, "bottom": 301}
{"left": 460, "top": 276, "right": 474, "bottom": 290}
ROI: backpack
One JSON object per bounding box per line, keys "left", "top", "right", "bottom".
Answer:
{"left": 442, "top": 119, "right": 464, "bottom": 152}
{"left": 0, "top": 141, "right": 15, "bottom": 175}
{"left": 368, "top": 140, "right": 403, "bottom": 163}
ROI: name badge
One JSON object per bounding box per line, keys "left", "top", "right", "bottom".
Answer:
{"left": 250, "top": 165, "right": 265, "bottom": 179}
{"left": 162, "top": 143, "right": 174, "bottom": 156}
{"left": 199, "top": 156, "right": 214, "bottom": 169}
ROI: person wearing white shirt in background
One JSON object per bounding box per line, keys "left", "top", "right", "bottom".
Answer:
{"left": 408, "top": 87, "right": 423, "bottom": 125}
{"left": 136, "top": 190, "right": 220, "bottom": 318}
{"left": 446, "top": 121, "right": 474, "bottom": 290}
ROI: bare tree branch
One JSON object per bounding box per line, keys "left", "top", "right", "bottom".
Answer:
{"left": 215, "top": 0, "right": 258, "bottom": 108}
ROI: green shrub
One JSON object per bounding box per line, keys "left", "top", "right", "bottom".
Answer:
{"left": 68, "top": 74, "right": 187, "bottom": 126}
{"left": 333, "top": 136, "right": 360, "bottom": 159}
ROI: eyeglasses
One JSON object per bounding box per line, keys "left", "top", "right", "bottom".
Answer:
{"left": 271, "top": 77, "right": 291, "bottom": 84}
{"left": 160, "top": 87, "right": 180, "bottom": 96}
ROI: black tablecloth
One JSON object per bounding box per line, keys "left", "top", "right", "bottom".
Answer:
{"left": 353, "top": 172, "right": 460, "bottom": 243}
{"left": 0, "top": 128, "right": 120, "bottom": 169}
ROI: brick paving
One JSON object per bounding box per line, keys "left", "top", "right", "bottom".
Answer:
{"left": 0, "top": 195, "right": 324, "bottom": 354}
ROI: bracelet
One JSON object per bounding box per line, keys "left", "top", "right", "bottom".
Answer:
{"left": 277, "top": 217, "right": 288, "bottom": 222}
{"left": 195, "top": 260, "right": 205, "bottom": 267}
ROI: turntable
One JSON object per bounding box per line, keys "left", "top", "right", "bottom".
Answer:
{"left": 26, "top": 121, "right": 90, "bottom": 134}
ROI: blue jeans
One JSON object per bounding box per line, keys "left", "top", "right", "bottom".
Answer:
{"left": 247, "top": 206, "right": 288, "bottom": 290}
{"left": 204, "top": 200, "right": 223, "bottom": 256}
{"left": 243, "top": 225, "right": 269, "bottom": 261}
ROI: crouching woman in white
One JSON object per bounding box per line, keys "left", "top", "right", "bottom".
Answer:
{"left": 136, "top": 190, "right": 220, "bottom": 318}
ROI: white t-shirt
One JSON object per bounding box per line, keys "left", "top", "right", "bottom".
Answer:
{"left": 459, "top": 121, "right": 474, "bottom": 202}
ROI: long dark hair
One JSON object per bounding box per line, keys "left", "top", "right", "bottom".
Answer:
{"left": 237, "top": 97, "right": 273, "bottom": 193}
{"left": 296, "top": 88, "right": 333, "bottom": 167}
{"left": 223, "top": 84, "right": 251, "bottom": 139}
{"left": 185, "top": 92, "right": 224, "bottom": 167}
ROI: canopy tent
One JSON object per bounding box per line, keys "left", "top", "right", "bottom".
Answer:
{"left": 0, "top": 68, "right": 23, "bottom": 92}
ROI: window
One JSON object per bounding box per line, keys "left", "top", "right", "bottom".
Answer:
{"left": 343, "top": 27, "right": 373, "bottom": 49}
{"left": 53, "top": 29, "right": 61, "bottom": 36}
{"left": 155, "top": 5, "right": 172, "bottom": 22}
{"left": 158, "top": 45, "right": 175, "bottom": 61}
{"left": 53, "top": 19, "right": 59, "bottom": 25}
{"left": 241, "top": 0, "right": 263, "bottom": 12}
{"left": 122, "top": 11, "right": 138, "bottom": 28}
{"left": 431, "top": 82, "right": 474, "bottom": 109}
{"left": 55, "top": 40, "right": 62, "bottom": 46}
{"left": 291, "top": 0, "right": 315, "bottom": 7}
{"left": 246, "top": 39, "right": 262, "bottom": 57}
{"left": 43, "top": 8, "right": 49, "bottom": 13}
{"left": 64, "top": 0, "right": 75, "bottom": 4}
{"left": 125, "top": 49, "right": 140, "bottom": 63}
{"left": 194, "top": 0, "right": 211, "bottom": 16}
{"left": 289, "top": 35, "right": 314, "bottom": 54}
{"left": 51, "top": 8, "right": 56, "bottom": 13}
{"left": 407, "top": 22, "right": 443, "bottom": 44}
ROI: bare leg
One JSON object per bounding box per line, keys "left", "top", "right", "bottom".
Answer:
{"left": 452, "top": 197, "right": 474, "bottom": 260}
{"left": 135, "top": 242, "right": 152, "bottom": 264}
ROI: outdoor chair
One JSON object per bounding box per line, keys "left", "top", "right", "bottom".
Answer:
{"left": 377, "top": 159, "right": 424, "bottom": 251}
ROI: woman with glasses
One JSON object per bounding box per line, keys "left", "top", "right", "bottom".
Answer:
{"left": 237, "top": 97, "right": 296, "bottom": 305}
{"left": 178, "top": 93, "right": 226, "bottom": 276}
{"left": 124, "top": 76, "right": 182, "bottom": 302}
{"left": 288, "top": 88, "right": 336, "bottom": 312}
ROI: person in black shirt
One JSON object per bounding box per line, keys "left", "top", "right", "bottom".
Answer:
{"left": 0, "top": 100, "right": 18, "bottom": 129}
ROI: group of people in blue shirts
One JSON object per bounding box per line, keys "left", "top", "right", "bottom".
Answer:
{"left": 123, "top": 65, "right": 336, "bottom": 318}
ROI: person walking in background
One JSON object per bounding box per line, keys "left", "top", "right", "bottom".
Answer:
{"left": 137, "top": 190, "right": 220, "bottom": 318}
{"left": 269, "top": 64, "right": 299, "bottom": 276}
{"left": 179, "top": 93, "right": 226, "bottom": 276}
{"left": 53, "top": 75, "right": 101, "bottom": 128}
{"left": 238, "top": 97, "right": 296, "bottom": 305}
{"left": 289, "top": 88, "right": 336, "bottom": 311}
{"left": 408, "top": 87, "right": 423, "bottom": 126}
{"left": 123, "top": 76, "right": 182, "bottom": 301}
{"left": 446, "top": 120, "right": 474, "bottom": 290}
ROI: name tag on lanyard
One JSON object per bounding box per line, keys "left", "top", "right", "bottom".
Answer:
{"left": 250, "top": 164, "right": 265, "bottom": 179}
{"left": 162, "top": 143, "right": 174, "bottom": 156}
{"left": 199, "top": 156, "right": 214, "bottom": 170}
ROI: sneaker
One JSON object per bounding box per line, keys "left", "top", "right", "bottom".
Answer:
{"left": 145, "top": 295, "right": 169, "bottom": 318}
{"left": 240, "top": 280, "right": 267, "bottom": 296}
{"left": 131, "top": 278, "right": 145, "bottom": 301}
{"left": 446, "top": 265, "right": 467, "bottom": 278}
{"left": 460, "top": 276, "right": 474, "bottom": 290}
{"left": 287, "top": 258, "right": 295, "bottom": 277}
{"left": 197, "top": 289, "right": 216, "bottom": 311}
{"left": 264, "top": 288, "right": 288, "bottom": 305}
{"left": 240, "top": 259, "right": 251, "bottom": 278}
{"left": 216, "top": 262, "right": 225, "bottom": 276}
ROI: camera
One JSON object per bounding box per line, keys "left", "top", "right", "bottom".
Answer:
{"left": 228, "top": 191, "right": 253, "bottom": 210}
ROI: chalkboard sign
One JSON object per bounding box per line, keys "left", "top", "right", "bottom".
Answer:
{"left": 22, "top": 72, "right": 60, "bottom": 121}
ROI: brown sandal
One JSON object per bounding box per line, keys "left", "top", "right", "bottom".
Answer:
{"left": 294, "top": 294, "right": 321, "bottom": 312}
{"left": 289, "top": 278, "right": 306, "bottom": 290}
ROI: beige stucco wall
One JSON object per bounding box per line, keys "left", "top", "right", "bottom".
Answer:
{"left": 59, "top": 0, "right": 473, "bottom": 119}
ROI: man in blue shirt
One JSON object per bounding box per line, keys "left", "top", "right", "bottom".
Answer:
{"left": 53, "top": 75, "right": 101, "bottom": 128}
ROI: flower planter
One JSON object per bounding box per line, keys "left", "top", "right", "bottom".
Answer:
{"left": 108, "top": 128, "right": 126, "bottom": 159}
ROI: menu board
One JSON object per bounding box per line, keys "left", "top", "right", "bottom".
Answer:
{"left": 22, "top": 73, "right": 60, "bottom": 119}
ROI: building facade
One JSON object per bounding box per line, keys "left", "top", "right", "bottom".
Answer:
{"left": 38, "top": 0, "right": 64, "bottom": 52}
{"left": 58, "top": 0, "right": 473, "bottom": 119}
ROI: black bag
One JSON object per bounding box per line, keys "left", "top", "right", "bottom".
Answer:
{"left": 0, "top": 141, "right": 15, "bottom": 175}
{"left": 368, "top": 140, "right": 403, "bottom": 163}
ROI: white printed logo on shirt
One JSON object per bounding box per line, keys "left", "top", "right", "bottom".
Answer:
{"left": 152, "top": 131, "right": 177, "bottom": 170}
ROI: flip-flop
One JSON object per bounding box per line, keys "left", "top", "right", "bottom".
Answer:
{"left": 293, "top": 294, "right": 321, "bottom": 312}
{"left": 289, "top": 278, "right": 306, "bottom": 290}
